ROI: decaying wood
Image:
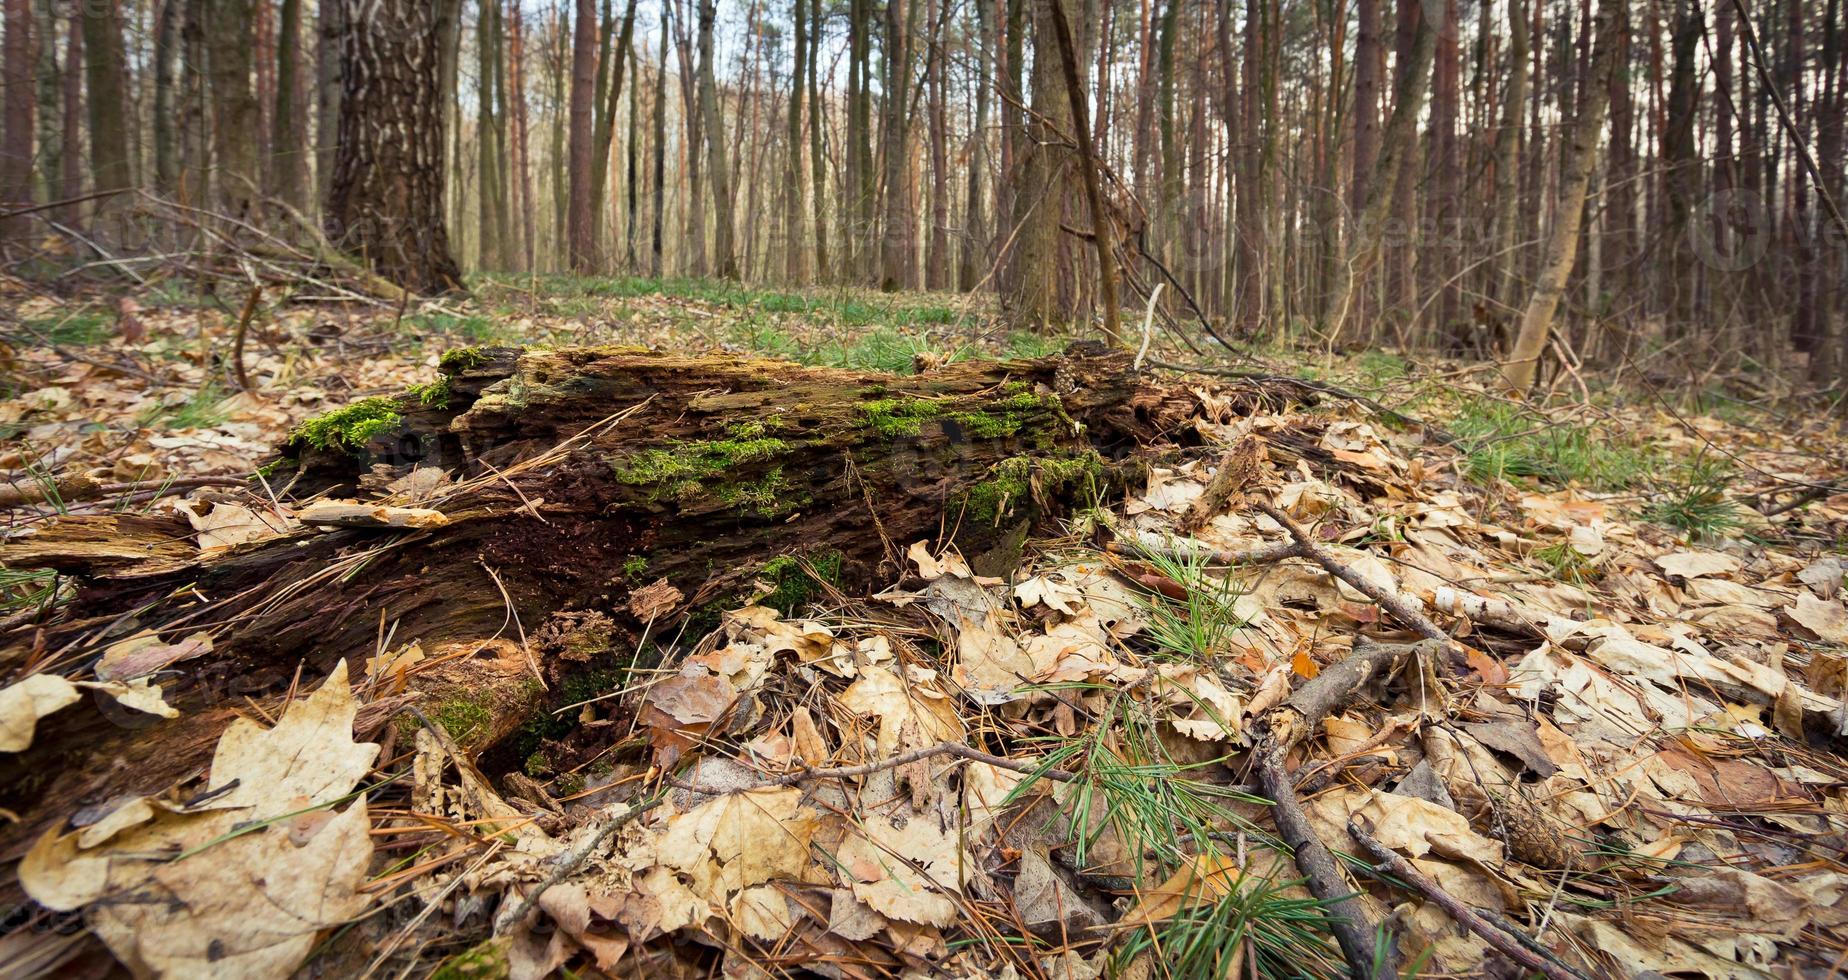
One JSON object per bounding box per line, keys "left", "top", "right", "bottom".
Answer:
{"left": 0, "top": 344, "right": 1204, "bottom": 859}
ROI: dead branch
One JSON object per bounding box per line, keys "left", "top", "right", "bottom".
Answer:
{"left": 1255, "top": 501, "right": 1460, "bottom": 651}
{"left": 1348, "top": 817, "right": 1590, "bottom": 980}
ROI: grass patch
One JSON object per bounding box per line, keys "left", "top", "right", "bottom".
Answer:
{"left": 21, "top": 310, "right": 112, "bottom": 346}
{"left": 1448, "top": 399, "right": 1657, "bottom": 490}
{"left": 1113, "top": 866, "right": 1350, "bottom": 978}
{"left": 405, "top": 311, "right": 519, "bottom": 346}
{"left": 756, "top": 551, "right": 845, "bottom": 615}
{"left": 1127, "top": 544, "right": 1251, "bottom": 661}
{"left": 0, "top": 565, "right": 62, "bottom": 616}
{"left": 137, "top": 383, "right": 232, "bottom": 430}
{"left": 1534, "top": 540, "right": 1598, "bottom": 584}
{"left": 1641, "top": 454, "right": 1744, "bottom": 540}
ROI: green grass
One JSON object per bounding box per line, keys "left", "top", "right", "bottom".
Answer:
{"left": 1005, "top": 331, "right": 1067, "bottom": 360}
{"left": 1448, "top": 399, "right": 1657, "bottom": 490}
{"left": 137, "top": 383, "right": 232, "bottom": 430}
{"left": 0, "top": 565, "right": 62, "bottom": 615}
{"left": 1534, "top": 540, "right": 1597, "bottom": 584}
{"left": 405, "top": 311, "right": 520, "bottom": 346}
{"left": 1127, "top": 545, "right": 1251, "bottom": 662}
{"left": 1112, "top": 863, "right": 1350, "bottom": 979}
{"left": 21, "top": 310, "right": 112, "bottom": 346}
{"left": 1641, "top": 453, "right": 1744, "bottom": 540}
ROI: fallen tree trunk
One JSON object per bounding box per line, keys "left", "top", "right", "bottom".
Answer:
{"left": 0, "top": 343, "right": 1204, "bottom": 859}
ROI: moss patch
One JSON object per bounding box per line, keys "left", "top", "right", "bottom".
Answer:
{"left": 438, "top": 346, "right": 492, "bottom": 373}
{"left": 758, "top": 551, "right": 845, "bottom": 615}
{"left": 612, "top": 437, "right": 791, "bottom": 485}
{"left": 960, "top": 451, "right": 1105, "bottom": 523}
{"left": 622, "top": 554, "right": 650, "bottom": 581}
{"left": 291, "top": 397, "right": 404, "bottom": 452}
{"left": 716, "top": 466, "right": 801, "bottom": 517}
{"left": 408, "top": 376, "right": 451, "bottom": 408}
{"left": 430, "top": 693, "right": 494, "bottom": 748}
{"left": 860, "top": 397, "right": 943, "bottom": 436}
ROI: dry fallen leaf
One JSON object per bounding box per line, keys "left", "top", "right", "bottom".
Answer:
{"left": 0, "top": 672, "right": 82, "bottom": 752}
{"left": 18, "top": 661, "right": 378, "bottom": 979}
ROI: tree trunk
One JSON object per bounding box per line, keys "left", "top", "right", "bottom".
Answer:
{"left": 206, "top": 0, "right": 258, "bottom": 216}
{"left": 591, "top": 0, "right": 637, "bottom": 269}
{"left": 697, "top": 0, "right": 738, "bottom": 279}
{"left": 324, "top": 0, "right": 464, "bottom": 295}
{"left": 923, "top": 0, "right": 949, "bottom": 290}
{"left": 785, "top": 0, "right": 808, "bottom": 282}
{"left": 1047, "top": 0, "right": 1120, "bottom": 343}
{"left": 1324, "top": 0, "right": 1437, "bottom": 342}
{"left": 1491, "top": 0, "right": 1530, "bottom": 314}
{"left": 478, "top": 0, "right": 505, "bottom": 271}
{"left": 1004, "top": 0, "right": 1078, "bottom": 330}
{"left": 510, "top": 4, "right": 537, "bottom": 272}
{"left": 1, "top": 0, "right": 33, "bottom": 242}
{"left": 152, "top": 0, "right": 181, "bottom": 199}
{"left": 845, "top": 0, "right": 871, "bottom": 278}
{"left": 567, "top": 0, "right": 598, "bottom": 271}
{"left": 958, "top": 0, "right": 993, "bottom": 291}
{"left": 82, "top": 0, "right": 133, "bottom": 221}
{"left": 807, "top": 0, "right": 827, "bottom": 279}
{"left": 1350, "top": 0, "right": 1382, "bottom": 222}
{"left": 1501, "top": 0, "right": 1620, "bottom": 392}
{"left": 316, "top": 0, "right": 343, "bottom": 209}
{"left": 58, "top": 9, "right": 81, "bottom": 226}
{"left": 877, "top": 0, "right": 917, "bottom": 291}
{"left": 651, "top": 19, "right": 666, "bottom": 276}
{"left": 0, "top": 345, "right": 1201, "bottom": 859}
{"left": 624, "top": 28, "right": 639, "bottom": 271}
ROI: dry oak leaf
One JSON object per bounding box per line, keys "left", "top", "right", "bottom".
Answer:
{"left": 96, "top": 630, "right": 212, "bottom": 682}
{"left": 837, "top": 815, "right": 970, "bottom": 926}
{"left": 837, "top": 665, "right": 965, "bottom": 756}
{"left": 0, "top": 672, "right": 82, "bottom": 752}
{"left": 175, "top": 499, "right": 293, "bottom": 554}
{"left": 1788, "top": 593, "right": 1848, "bottom": 645}
{"left": 1656, "top": 550, "right": 1742, "bottom": 580}
{"left": 18, "top": 661, "right": 378, "bottom": 980}
{"left": 654, "top": 787, "right": 817, "bottom": 905}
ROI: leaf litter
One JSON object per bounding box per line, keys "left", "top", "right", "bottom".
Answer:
{"left": 4, "top": 290, "right": 1848, "bottom": 976}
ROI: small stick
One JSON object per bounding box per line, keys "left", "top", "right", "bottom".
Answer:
{"left": 1348, "top": 818, "right": 1590, "bottom": 980}
{"left": 231, "top": 283, "right": 262, "bottom": 392}
{"left": 1254, "top": 501, "right": 1458, "bottom": 650}
{"left": 1249, "top": 637, "right": 1414, "bottom": 980}
{"left": 674, "top": 740, "right": 1082, "bottom": 793}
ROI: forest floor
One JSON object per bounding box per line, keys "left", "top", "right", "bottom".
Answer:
{"left": 2, "top": 273, "right": 1848, "bottom": 978}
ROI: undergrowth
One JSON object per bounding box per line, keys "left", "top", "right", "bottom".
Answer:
{"left": 1127, "top": 545, "right": 1251, "bottom": 661}
{"left": 137, "top": 383, "right": 232, "bottom": 430}
{"left": 1448, "top": 399, "right": 1656, "bottom": 490}
{"left": 1641, "top": 453, "right": 1744, "bottom": 540}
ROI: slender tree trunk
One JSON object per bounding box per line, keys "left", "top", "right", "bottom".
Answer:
{"left": 59, "top": 10, "right": 81, "bottom": 225}
{"left": 325, "top": 0, "right": 464, "bottom": 294}
{"left": 1047, "top": 0, "right": 1119, "bottom": 342}
{"left": 923, "top": 0, "right": 949, "bottom": 290}
{"left": 651, "top": 18, "right": 666, "bottom": 276}
{"left": 1491, "top": 0, "right": 1530, "bottom": 313}
{"left": 1003, "top": 0, "right": 1077, "bottom": 329}
{"left": 877, "top": 0, "right": 917, "bottom": 291}
{"left": 785, "top": 0, "right": 808, "bottom": 282}
{"left": 697, "top": 0, "right": 738, "bottom": 279}
{"left": 1427, "top": 0, "right": 1460, "bottom": 344}
{"left": 590, "top": 0, "right": 637, "bottom": 268}
{"left": 180, "top": 0, "right": 208, "bottom": 211}
{"left": 551, "top": 7, "right": 569, "bottom": 266}
{"left": 1, "top": 0, "right": 33, "bottom": 241}
{"left": 316, "top": 0, "right": 344, "bottom": 208}
{"left": 807, "top": 0, "right": 827, "bottom": 280}
{"left": 510, "top": 3, "right": 536, "bottom": 272}
{"left": 152, "top": 0, "right": 181, "bottom": 199}
{"left": 567, "top": 0, "right": 598, "bottom": 270}
{"left": 1351, "top": 0, "right": 1382, "bottom": 221}
{"left": 624, "top": 30, "right": 639, "bottom": 270}
{"left": 478, "top": 0, "right": 505, "bottom": 271}
{"left": 1502, "top": 0, "right": 1620, "bottom": 391}
{"left": 959, "top": 0, "right": 993, "bottom": 291}
{"left": 205, "top": 0, "right": 258, "bottom": 216}
{"left": 1662, "top": 0, "right": 1701, "bottom": 329}
{"left": 270, "top": 0, "right": 306, "bottom": 209}
{"left": 1383, "top": 0, "right": 1421, "bottom": 326}
{"left": 82, "top": 0, "right": 133, "bottom": 222}
{"left": 845, "top": 0, "right": 871, "bottom": 278}
{"left": 1324, "top": 0, "right": 1438, "bottom": 342}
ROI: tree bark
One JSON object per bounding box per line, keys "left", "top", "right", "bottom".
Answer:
{"left": 152, "top": 0, "right": 181, "bottom": 199}
{"left": 785, "top": 0, "right": 808, "bottom": 282}
{"left": 697, "top": 0, "right": 738, "bottom": 279}
{"left": 1047, "top": 0, "right": 1120, "bottom": 343}
{"left": 316, "top": 0, "right": 343, "bottom": 208}
{"left": 591, "top": 0, "right": 637, "bottom": 270}
{"left": 1, "top": 0, "right": 33, "bottom": 242}
{"left": 206, "top": 0, "right": 258, "bottom": 216}
{"left": 1501, "top": 0, "right": 1620, "bottom": 392}
{"left": 1491, "top": 0, "right": 1531, "bottom": 314}
{"left": 567, "top": 0, "right": 598, "bottom": 271}
{"left": 324, "top": 0, "right": 464, "bottom": 295}
{"left": 0, "top": 345, "right": 1201, "bottom": 861}
{"left": 1325, "top": 0, "right": 1438, "bottom": 343}
{"left": 58, "top": 7, "right": 81, "bottom": 226}
{"left": 478, "top": 0, "right": 506, "bottom": 271}
{"left": 923, "top": 0, "right": 949, "bottom": 290}
{"left": 958, "top": 0, "right": 993, "bottom": 291}
{"left": 82, "top": 0, "right": 133, "bottom": 221}
{"left": 807, "top": 0, "right": 827, "bottom": 279}
{"left": 651, "top": 19, "right": 666, "bottom": 276}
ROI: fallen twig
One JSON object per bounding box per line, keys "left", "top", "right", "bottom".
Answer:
{"left": 1250, "top": 637, "right": 1415, "bottom": 980}
{"left": 1348, "top": 817, "right": 1590, "bottom": 980}
{"left": 1255, "top": 501, "right": 1459, "bottom": 651}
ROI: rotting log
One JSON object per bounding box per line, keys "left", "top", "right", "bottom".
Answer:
{"left": 0, "top": 343, "right": 1211, "bottom": 860}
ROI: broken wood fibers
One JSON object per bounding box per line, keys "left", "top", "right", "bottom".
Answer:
{"left": 0, "top": 343, "right": 1210, "bottom": 860}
